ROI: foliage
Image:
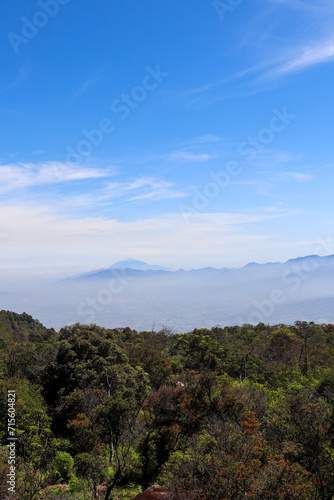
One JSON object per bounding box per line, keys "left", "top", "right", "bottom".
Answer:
{"left": 1, "top": 316, "right": 334, "bottom": 498}
{"left": 54, "top": 451, "right": 74, "bottom": 481}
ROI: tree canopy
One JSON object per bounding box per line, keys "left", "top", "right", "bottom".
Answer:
{"left": 1, "top": 313, "right": 334, "bottom": 499}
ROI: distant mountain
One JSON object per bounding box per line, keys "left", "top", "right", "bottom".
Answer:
{"left": 109, "top": 259, "right": 171, "bottom": 271}
{"left": 67, "top": 259, "right": 172, "bottom": 281}
{"left": 71, "top": 254, "right": 334, "bottom": 281}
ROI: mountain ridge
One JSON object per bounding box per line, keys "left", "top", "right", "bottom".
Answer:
{"left": 69, "top": 253, "right": 334, "bottom": 281}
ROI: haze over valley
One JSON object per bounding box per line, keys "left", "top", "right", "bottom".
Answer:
{"left": 1, "top": 255, "right": 333, "bottom": 332}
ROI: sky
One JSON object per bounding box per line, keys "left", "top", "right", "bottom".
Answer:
{"left": 1, "top": 0, "right": 334, "bottom": 273}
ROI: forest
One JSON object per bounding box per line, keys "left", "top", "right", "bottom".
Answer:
{"left": 1, "top": 310, "right": 334, "bottom": 499}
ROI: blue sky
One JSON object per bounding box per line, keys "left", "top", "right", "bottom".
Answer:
{"left": 1, "top": 0, "right": 334, "bottom": 273}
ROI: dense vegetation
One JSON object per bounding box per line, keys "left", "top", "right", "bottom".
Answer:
{"left": 1, "top": 310, "right": 334, "bottom": 499}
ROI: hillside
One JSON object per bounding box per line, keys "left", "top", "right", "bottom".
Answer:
{"left": 0, "top": 310, "right": 54, "bottom": 342}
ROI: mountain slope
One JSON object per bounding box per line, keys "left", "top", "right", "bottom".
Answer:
{"left": 0, "top": 310, "right": 54, "bottom": 342}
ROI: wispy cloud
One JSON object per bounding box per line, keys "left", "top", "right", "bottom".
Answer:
{"left": 263, "top": 39, "right": 334, "bottom": 79}
{"left": 185, "top": 134, "right": 222, "bottom": 145}
{"left": 128, "top": 187, "right": 186, "bottom": 202}
{"left": 0, "top": 159, "right": 189, "bottom": 210}
{"left": 245, "top": 150, "right": 299, "bottom": 169}
{"left": 68, "top": 66, "right": 107, "bottom": 102}
{"left": 206, "top": 37, "right": 334, "bottom": 97}
{"left": 167, "top": 0, "right": 334, "bottom": 105}
{"left": 160, "top": 65, "right": 263, "bottom": 100}
{"left": 121, "top": 148, "right": 218, "bottom": 167}
{"left": 107, "top": 178, "right": 188, "bottom": 202}
{"left": 271, "top": 171, "right": 314, "bottom": 183}
{"left": 268, "top": 0, "right": 334, "bottom": 14}
{"left": 167, "top": 151, "right": 215, "bottom": 162}
{"left": 61, "top": 178, "right": 188, "bottom": 208}
{"left": 235, "top": 168, "right": 314, "bottom": 196}
{"left": 0, "top": 64, "right": 33, "bottom": 94}
{"left": 0, "top": 162, "right": 113, "bottom": 193}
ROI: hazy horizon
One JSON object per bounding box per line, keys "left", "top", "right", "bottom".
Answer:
{"left": 0, "top": 253, "right": 333, "bottom": 332}
{"left": 2, "top": 248, "right": 334, "bottom": 278}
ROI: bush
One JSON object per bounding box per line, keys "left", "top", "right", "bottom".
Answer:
{"left": 54, "top": 451, "right": 74, "bottom": 481}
